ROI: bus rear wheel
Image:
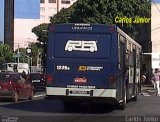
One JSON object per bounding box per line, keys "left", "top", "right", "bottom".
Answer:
{"left": 132, "top": 86, "right": 138, "bottom": 101}
{"left": 119, "top": 87, "right": 127, "bottom": 110}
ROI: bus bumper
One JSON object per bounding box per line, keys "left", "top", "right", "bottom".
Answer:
{"left": 46, "top": 87, "right": 116, "bottom": 98}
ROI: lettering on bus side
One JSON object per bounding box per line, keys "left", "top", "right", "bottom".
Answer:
{"left": 72, "top": 26, "right": 93, "bottom": 30}
{"left": 67, "top": 85, "right": 96, "bottom": 89}
{"left": 56, "top": 65, "right": 70, "bottom": 71}
{"left": 65, "top": 40, "right": 98, "bottom": 52}
{"left": 72, "top": 23, "right": 92, "bottom": 30}
{"left": 78, "top": 66, "right": 103, "bottom": 71}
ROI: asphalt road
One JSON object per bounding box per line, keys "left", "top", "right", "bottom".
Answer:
{"left": 0, "top": 89, "right": 160, "bottom": 122}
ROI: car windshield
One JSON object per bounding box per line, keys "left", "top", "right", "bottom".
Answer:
{"left": 0, "top": 74, "right": 10, "bottom": 82}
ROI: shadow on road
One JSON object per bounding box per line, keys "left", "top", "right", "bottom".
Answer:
{"left": 0, "top": 99, "right": 117, "bottom": 114}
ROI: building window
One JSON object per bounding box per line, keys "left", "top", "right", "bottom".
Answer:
{"left": 40, "top": 15, "right": 45, "bottom": 20}
{"left": 40, "top": 0, "right": 45, "bottom": 3}
{"left": 48, "top": 16, "right": 52, "bottom": 20}
{"left": 40, "top": 7, "right": 45, "bottom": 12}
{"left": 48, "top": 0, "right": 56, "bottom": 3}
{"left": 61, "top": 0, "right": 70, "bottom": 4}
{"left": 49, "top": 7, "right": 57, "bottom": 14}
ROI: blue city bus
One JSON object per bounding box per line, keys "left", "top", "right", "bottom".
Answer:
{"left": 46, "top": 23, "right": 142, "bottom": 109}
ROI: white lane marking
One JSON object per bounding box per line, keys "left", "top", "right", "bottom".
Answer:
{"left": 34, "top": 93, "right": 46, "bottom": 98}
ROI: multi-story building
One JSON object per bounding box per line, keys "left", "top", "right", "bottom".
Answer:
{"left": 15, "top": 0, "right": 77, "bottom": 50}
{"left": 151, "top": 1, "right": 160, "bottom": 69}
{"left": 14, "top": 0, "right": 40, "bottom": 50}
{"left": 3, "top": 0, "right": 77, "bottom": 50}
{"left": 40, "top": 0, "right": 77, "bottom": 23}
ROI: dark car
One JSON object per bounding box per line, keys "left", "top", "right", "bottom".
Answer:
{"left": 28, "top": 73, "right": 45, "bottom": 91}
{"left": 0, "top": 72, "right": 34, "bottom": 102}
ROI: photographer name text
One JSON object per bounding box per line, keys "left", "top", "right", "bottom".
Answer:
{"left": 125, "top": 116, "right": 159, "bottom": 122}
{"left": 115, "top": 16, "right": 151, "bottom": 24}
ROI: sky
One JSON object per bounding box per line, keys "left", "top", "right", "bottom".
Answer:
{"left": 153, "top": 0, "right": 160, "bottom": 3}
{"left": 0, "top": 0, "right": 40, "bottom": 43}
{"left": 15, "top": 0, "right": 40, "bottom": 19}
{"left": 0, "top": 0, "right": 4, "bottom": 42}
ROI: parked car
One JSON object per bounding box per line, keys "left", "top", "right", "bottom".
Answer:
{"left": 27, "top": 73, "right": 46, "bottom": 91}
{"left": 0, "top": 72, "right": 35, "bottom": 102}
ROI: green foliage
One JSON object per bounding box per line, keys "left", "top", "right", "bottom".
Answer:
{"left": 0, "top": 44, "right": 13, "bottom": 63}
{"left": 32, "top": 23, "right": 49, "bottom": 46}
{"left": 50, "top": 0, "right": 151, "bottom": 39}
{"left": 30, "top": 42, "right": 42, "bottom": 66}
{"left": 32, "top": 24, "right": 49, "bottom": 68}
{"left": 50, "top": 8, "right": 74, "bottom": 24}
{"left": 14, "top": 43, "right": 41, "bottom": 66}
{"left": 14, "top": 47, "right": 28, "bottom": 64}
{"left": 32, "top": 0, "right": 151, "bottom": 44}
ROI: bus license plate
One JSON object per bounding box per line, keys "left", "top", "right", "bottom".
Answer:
{"left": 69, "top": 90, "right": 90, "bottom": 95}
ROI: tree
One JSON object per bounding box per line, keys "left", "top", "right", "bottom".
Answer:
{"left": 32, "top": 23, "right": 49, "bottom": 47}
{"left": 14, "top": 43, "right": 42, "bottom": 66}
{"left": 0, "top": 44, "right": 13, "bottom": 63}
{"left": 29, "top": 42, "right": 42, "bottom": 66}
{"left": 32, "top": 0, "right": 151, "bottom": 45}
{"left": 32, "top": 24, "right": 49, "bottom": 71}
{"left": 50, "top": 0, "right": 151, "bottom": 39}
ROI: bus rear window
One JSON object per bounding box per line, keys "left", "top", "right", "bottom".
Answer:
{"left": 52, "top": 33, "right": 111, "bottom": 59}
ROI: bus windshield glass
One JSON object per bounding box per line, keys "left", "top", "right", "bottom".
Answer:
{"left": 52, "top": 33, "right": 111, "bottom": 59}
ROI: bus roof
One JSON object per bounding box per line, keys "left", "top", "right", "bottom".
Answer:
{"left": 49, "top": 23, "right": 117, "bottom": 33}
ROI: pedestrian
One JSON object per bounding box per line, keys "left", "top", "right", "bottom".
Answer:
{"left": 141, "top": 64, "right": 147, "bottom": 85}
{"left": 152, "top": 68, "right": 160, "bottom": 96}
{"left": 21, "top": 70, "right": 27, "bottom": 80}
{"left": 141, "top": 74, "right": 146, "bottom": 86}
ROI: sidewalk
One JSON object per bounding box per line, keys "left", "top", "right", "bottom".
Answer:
{"left": 141, "top": 84, "right": 154, "bottom": 90}
{"left": 141, "top": 84, "right": 154, "bottom": 95}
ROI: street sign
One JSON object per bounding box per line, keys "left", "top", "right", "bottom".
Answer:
{"left": 13, "top": 53, "right": 21, "bottom": 58}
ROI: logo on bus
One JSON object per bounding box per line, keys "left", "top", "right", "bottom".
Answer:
{"left": 78, "top": 66, "right": 103, "bottom": 71}
{"left": 78, "top": 66, "right": 87, "bottom": 71}
{"left": 65, "top": 40, "right": 97, "bottom": 52}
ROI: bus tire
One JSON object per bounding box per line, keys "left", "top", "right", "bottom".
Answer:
{"left": 132, "top": 86, "right": 138, "bottom": 101}
{"left": 132, "top": 95, "right": 137, "bottom": 101}
{"left": 119, "top": 87, "right": 127, "bottom": 110}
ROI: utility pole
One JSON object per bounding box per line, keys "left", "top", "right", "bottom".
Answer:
{"left": 57, "top": 0, "right": 59, "bottom": 13}
{"left": 17, "top": 44, "right": 20, "bottom": 65}
{"left": 26, "top": 46, "right": 32, "bottom": 73}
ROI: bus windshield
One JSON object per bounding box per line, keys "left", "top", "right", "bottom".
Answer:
{"left": 52, "top": 33, "right": 111, "bottom": 59}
